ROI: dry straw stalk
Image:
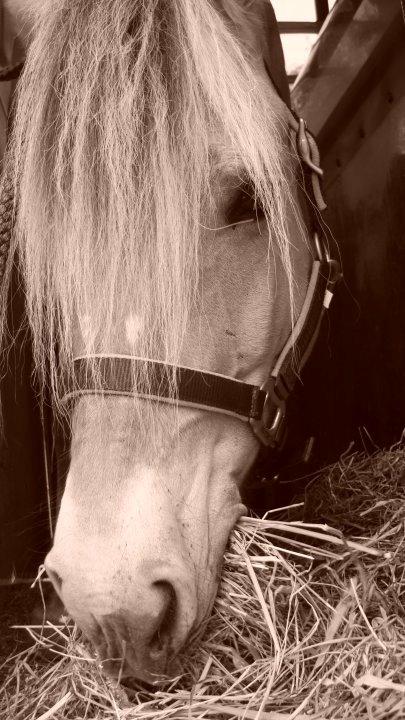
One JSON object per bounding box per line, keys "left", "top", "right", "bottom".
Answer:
{"left": 1, "top": 445, "right": 404, "bottom": 719}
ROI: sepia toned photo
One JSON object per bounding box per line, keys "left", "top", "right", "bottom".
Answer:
{"left": 0, "top": 1, "right": 404, "bottom": 717}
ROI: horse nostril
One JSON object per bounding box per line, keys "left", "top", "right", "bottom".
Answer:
{"left": 148, "top": 581, "right": 177, "bottom": 658}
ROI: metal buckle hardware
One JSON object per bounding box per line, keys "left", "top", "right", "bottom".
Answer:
{"left": 326, "top": 257, "right": 342, "bottom": 290}
{"left": 314, "top": 232, "right": 342, "bottom": 286}
{"left": 313, "top": 231, "right": 325, "bottom": 262}
{"left": 323, "top": 256, "right": 342, "bottom": 309}
{"left": 250, "top": 376, "right": 286, "bottom": 448}
{"left": 314, "top": 231, "right": 342, "bottom": 308}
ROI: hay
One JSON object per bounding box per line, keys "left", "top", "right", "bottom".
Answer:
{"left": 1, "top": 445, "right": 404, "bottom": 719}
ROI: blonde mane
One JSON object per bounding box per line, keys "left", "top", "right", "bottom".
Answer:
{"left": 1, "top": 0, "right": 297, "bottom": 414}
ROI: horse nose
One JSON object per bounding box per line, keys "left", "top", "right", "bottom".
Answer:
{"left": 44, "top": 556, "right": 195, "bottom": 680}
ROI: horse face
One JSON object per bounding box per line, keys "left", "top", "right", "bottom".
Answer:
{"left": 45, "top": 210, "right": 310, "bottom": 682}
{"left": 6, "top": 0, "right": 310, "bottom": 682}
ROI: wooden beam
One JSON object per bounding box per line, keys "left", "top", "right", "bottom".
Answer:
{"left": 278, "top": 21, "right": 321, "bottom": 34}
{"left": 292, "top": 0, "right": 403, "bottom": 145}
{"left": 315, "top": 0, "right": 329, "bottom": 24}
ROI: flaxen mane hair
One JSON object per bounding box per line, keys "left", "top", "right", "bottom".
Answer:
{"left": 1, "top": 0, "right": 299, "bottom": 418}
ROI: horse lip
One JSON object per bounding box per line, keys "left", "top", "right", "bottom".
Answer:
{"left": 96, "top": 630, "right": 179, "bottom": 684}
{"left": 101, "top": 653, "right": 174, "bottom": 685}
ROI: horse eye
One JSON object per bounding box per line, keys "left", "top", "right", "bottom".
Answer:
{"left": 226, "top": 180, "right": 264, "bottom": 225}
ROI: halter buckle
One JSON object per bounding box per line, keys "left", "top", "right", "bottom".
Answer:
{"left": 250, "top": 376, "right": 287, "bottom": 448}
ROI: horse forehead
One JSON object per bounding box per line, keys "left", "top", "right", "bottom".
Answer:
{"left": 72, "top": 224, "right": 270, "bottom": 360}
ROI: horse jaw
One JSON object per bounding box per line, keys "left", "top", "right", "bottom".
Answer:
{"left": 46, "top": 397, "right": 252, "bottom": 682}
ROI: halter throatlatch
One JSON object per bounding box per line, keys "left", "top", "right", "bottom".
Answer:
{"left": 64, "top": 117, "right": 341, "bottom": 450}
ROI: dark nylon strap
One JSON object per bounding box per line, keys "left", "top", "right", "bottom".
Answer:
{"left": 68, "top": 357, "right": 267, "bottom": 421}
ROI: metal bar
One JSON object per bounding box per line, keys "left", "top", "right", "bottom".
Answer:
{"left": 278, "top": 21, "right": 321, "bottom": 34}
{"left": 315, "top": 0, "right": 329, "bottom": 24}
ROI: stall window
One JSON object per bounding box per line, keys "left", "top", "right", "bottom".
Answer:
{"left": 273, "top": 0, "right": 339, "bottom": 81}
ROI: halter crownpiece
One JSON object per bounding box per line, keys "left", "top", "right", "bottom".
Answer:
{"left": 63, "top": 117, "right": 341, "bottom": 450}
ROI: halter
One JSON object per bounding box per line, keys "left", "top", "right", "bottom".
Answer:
{"left": 63, "top": 117, "right": 341, "bottom": 449}
{"left": 0, "top": 64, "right": 341, "bottom": 452}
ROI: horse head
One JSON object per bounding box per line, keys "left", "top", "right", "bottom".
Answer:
{"left": 3, "top": 0, "right": 316, "bottom": 682}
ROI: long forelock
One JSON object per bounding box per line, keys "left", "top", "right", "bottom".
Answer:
{"left": 2, "top": 0, "right": 299, "bottom": 427}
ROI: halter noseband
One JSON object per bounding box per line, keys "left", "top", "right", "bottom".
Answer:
{"left": 63, "top": 118, "right": 341, "bottom": 450}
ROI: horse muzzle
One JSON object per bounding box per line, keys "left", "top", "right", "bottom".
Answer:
{"left": 44, "top": 553, "right": 198, "bottom": 682}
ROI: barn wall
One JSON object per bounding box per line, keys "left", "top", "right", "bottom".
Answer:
{"left": 292, "top": 0, "right": 405, "bottom": 454}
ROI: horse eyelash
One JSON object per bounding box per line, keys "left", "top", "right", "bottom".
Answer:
{"left": 225, "top": 179, "right": 265, "bottom": 225}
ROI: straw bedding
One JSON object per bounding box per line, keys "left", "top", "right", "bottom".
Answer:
{"left": 0, "top": 445, "right": 404, "bottom": 719}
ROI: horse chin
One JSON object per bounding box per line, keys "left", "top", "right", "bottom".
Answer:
{"left": 98, "top": 644, "right": 177, "bottom": 686}
{"left": 104, "top": 622, "right": 211, "bottom": 686}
